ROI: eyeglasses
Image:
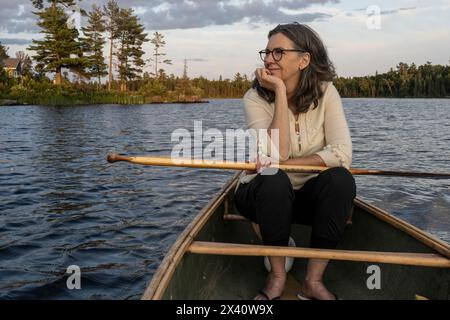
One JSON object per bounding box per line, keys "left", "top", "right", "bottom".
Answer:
{"left": 259, "top": 47, "right": 306, "bottom": 62}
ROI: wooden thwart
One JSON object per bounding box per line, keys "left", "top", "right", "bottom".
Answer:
{"left": 188, "top": 241, "right": 450, "bottom": 268}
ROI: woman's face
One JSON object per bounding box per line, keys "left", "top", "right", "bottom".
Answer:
{"left": 264, "top": 33, "right": 307, "bottom": 86}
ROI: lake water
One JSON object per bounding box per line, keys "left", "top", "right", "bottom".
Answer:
{"left": 0, "top": 98, "right": 449, "bottom": 299}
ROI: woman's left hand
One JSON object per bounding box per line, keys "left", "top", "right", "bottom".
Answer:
{"left": 255, "top": 68, "right": 285, "bottom": 93}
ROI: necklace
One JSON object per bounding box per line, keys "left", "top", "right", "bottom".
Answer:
{"left": 294, "top": 114, "right": 302, "bottom": 152}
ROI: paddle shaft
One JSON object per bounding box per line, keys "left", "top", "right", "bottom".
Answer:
{"left": 107, "top": 153, "right": 450, "bottom": 179}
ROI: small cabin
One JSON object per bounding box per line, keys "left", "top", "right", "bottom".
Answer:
{"left": 2, "top": 58, "right": 21, "bottom": 78}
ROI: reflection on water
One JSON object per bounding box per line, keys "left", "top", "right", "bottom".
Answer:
{"left": 0, "top": 98, "right": 449, "bottom": 299}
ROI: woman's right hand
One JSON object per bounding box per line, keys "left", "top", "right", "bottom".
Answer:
{"left": 255, "top": 68, "right": 285, "bottom": 93}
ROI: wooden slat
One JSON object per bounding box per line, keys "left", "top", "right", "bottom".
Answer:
{"left": 225, "top": 200, "right": 450, "bottom": 259}
{"left": 188, "top": 241, "right": 450, "bottom": 268}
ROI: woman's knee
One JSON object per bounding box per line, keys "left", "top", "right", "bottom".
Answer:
{"left": 312, "top": 167, "right": 356, "bottom": 240}
{"left": 255, "top": 169, "right": 294, "bottom": 206}
{"left": 319, "top": 167, "right": 356, "bottom": 198}
{"left": 257, "top": 169, "right": 292, "bottom": 191}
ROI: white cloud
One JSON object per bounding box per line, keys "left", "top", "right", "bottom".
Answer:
{"left": 312, "top": 3, "right": 450, "bottom": 76}
{"left": 17, "top": 5, "right": 25, "bottom": 17}
{"left": 132, "top": 6, "right": 148, "bottom": 15}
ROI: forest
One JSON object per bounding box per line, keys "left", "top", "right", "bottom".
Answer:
{"left": 334, "top": 62, "right": 450, "bottom": 98}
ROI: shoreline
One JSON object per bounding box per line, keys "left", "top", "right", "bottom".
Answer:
{"left": 0, "top": 99, "right": 210, "bottom": 106}
{"left": 147, "top": 100, "right": 209, "bottom": 104}
{"left": 0, "top": 99, "right": 24, "bottom": 106}
{"left": 2, "top": 97, "right": 450, "bottom": 107}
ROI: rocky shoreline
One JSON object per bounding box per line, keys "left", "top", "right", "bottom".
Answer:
{"left": 0, "top": 99, "right": 22, "bottom": 106}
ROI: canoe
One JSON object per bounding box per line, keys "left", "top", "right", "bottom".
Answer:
{"left": 142, "top": 172, "right": 450, "bottom": 300}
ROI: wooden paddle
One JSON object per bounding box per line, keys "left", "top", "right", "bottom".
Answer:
{"left": 107, "top": 153, "right": 450, "bottom": 179}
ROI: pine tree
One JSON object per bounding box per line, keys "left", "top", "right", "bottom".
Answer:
{"left": 0, "top": 41, "right": 8, "bottom": 66}
{"left": 179, "top": 59, "right": 190, "bottom": 97}
{"left": 0, "top": 42, "right": 8, "bottom": 82}
{"left": 80, "top": 5, "right": 107, "bottom": 89}
{"left": 28, "top": 0, "right": 88, "bottom": 85}
{"left": 183, "top": 59, "right": 188, "bottom": 80}
{"left": 115, "top": 8, "right": 148, "bottom": 91}
{"left": 103, "top": 0, "right": 120, "bottom": 91}
{"left": 31, "top": 0, "right": 76, "bottom": 10}
{"left": 150, "top": 32, "right": 172, "bottom": 79}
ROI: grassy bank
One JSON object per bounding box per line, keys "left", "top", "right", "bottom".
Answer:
{"left": 0, "top": 78, "right": 210, "bottom": 106}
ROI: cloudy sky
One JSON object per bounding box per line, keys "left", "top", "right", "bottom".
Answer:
{"left": 0, "top": 0, "right": 449, "bottom": 79}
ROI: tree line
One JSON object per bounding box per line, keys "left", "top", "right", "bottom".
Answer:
{"left": 1, "top": 1, "right": 449, "bottom": 104}
{"left": 334, "top": 62, "right": 450, "bottom": 98}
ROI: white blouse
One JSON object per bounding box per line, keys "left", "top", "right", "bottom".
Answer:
{"left": 241, "top": 81, "right": 352, "bottom": 190}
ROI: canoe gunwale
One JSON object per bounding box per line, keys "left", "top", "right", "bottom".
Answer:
{"left": 354, "top": 198, "right": 450, "bottom": 259}
{"left": 142, "top": 172, "right": 450, "bottom": 300}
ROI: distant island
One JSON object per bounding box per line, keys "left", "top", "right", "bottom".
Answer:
{"left": 0, "top": 0, "right": 252, "bottom": 106}
{"left": 0, "top": 0, "right": 449, "bottom": 106}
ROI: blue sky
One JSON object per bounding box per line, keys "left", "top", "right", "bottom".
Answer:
{"left": 0, "top": 0, "right": 449, "bottom": 79}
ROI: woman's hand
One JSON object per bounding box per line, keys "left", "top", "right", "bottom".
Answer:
{"left": 245, "top": 153, "right": 274, "bottom": 174}
{"left": 256, "top": 153, "right": 273, "bottom": 173}
{"left": 255, "top": 68, "right": 285, "bottom": 93}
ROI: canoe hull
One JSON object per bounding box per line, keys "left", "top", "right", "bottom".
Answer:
{"left": 144, "top": 174, "right": 450, "bottom": 300}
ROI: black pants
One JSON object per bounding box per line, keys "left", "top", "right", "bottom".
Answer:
{"left": 234, "top": 167, "right": 356, "bottom": 249}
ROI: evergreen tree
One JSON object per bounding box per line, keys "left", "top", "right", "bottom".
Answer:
{"left": 115, "top": 8, "right": 148, "bottom": 91}
{"left": 179, "top": 59, "right": 190, "bottom": 97}
{"left": 81, "top": 5, "right": 107, "bottom": 89}
{"left": 103, "top": 0, "right": 120, "bottom": 91}
{"left": 28, "top": 0, "right": 88, "bottom": 85}
{"left": 0, "top": 41, "right": 8, "bottom": 67}
{"left": 31, "top": 0, "right": 76, "bottom": 10}
{"left": 0, "top": 42, "right": 9, "bottom": 82}
{"left": 150, "top": 32, "right": 172, "bottom": 78}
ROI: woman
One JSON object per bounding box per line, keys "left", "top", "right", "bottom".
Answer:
{"left": 234, "top": 22, "right": 356, "bottom": 300}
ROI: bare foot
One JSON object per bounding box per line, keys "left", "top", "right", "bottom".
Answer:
{"left": 254, "top": 271, "right": 286, "bottom": 300}
{"left": 301, "top": 280, "right": 336, "bottom": 300}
